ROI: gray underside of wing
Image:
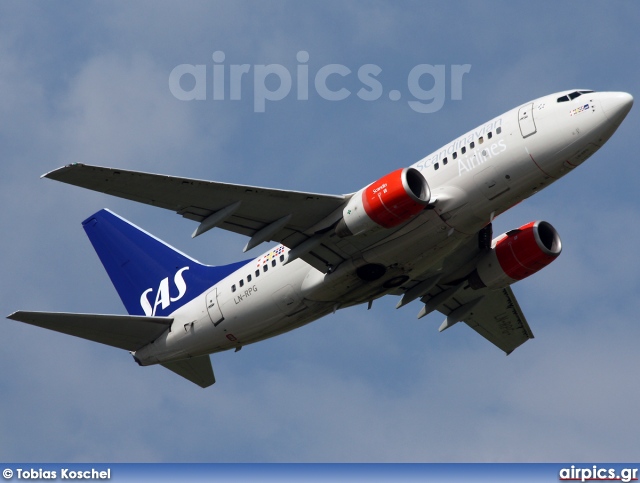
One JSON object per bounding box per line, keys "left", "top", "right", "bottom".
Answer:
{"left": 43, "top": 164, "right": 346, "bottom": 227}
{"left": 413, "top": 280, "right": 534, "bottom": 354}
{"left": 397, "top": 226, "right": 535, "bottom": 355}
{"left": 459, "top": 287, "right": 534, "bottom": 354}
{"left": 44, "top": 163, "right": 349, "bottom": 272}
{"left": 7, "top": 311, "right": 173, "bottom": 351}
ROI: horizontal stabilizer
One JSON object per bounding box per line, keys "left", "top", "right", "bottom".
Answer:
{"left": 7, "top": 311, "right": 172, "bottom": 351}
{"left": 161, "top": 356, "right": 215, "bottom": 388}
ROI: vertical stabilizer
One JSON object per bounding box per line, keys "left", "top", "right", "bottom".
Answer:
{"left": 82, "top": 209, "right": 248, "bottom": 317}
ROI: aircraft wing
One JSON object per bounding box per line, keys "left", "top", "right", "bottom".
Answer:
{"left": 452, "top": 286, "right": 533, "bottom": 354}
{"left": 44, "top": 164, "right": 348, "bottom": 272}
{"left": 7, "top": 311, "right": 173, "bottom": 351}
{"left": 417, "top": 284, "right": 534, "bottom": 354}
{"left": 394, "top": 226, "right": 534, "bottom": 354}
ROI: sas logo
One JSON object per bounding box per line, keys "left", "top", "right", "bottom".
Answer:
{"left": 140, "top": 266, "right": 190, "bottom": 316}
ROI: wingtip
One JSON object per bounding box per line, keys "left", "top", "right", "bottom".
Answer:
{"left": 41, "top": 163, "right": 85, "bottom": 180}
{"left": 199, "top": 378, "right": 216, "bottom": 388}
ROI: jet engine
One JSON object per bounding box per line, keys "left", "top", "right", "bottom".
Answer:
{"left": 335, "top": 167, "right": 431, "bottom": 237}
{"left": 469, "top": 221, "right": 562, "bottom": 290}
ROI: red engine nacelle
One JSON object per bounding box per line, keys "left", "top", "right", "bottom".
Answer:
{"left": 336, "top": 167, "right": 431, "bottom": 237}
{"left": 469, "top": 221, "right": 562, "bottom": 290}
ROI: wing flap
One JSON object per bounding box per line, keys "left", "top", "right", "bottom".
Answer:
{"left": 161, "top": 356, "right": 215, "bottom": 388}
{"left": 7, "top": 311, "right": 172, "bottom": 351}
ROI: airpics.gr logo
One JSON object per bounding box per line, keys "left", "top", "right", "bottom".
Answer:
{"left": 168, "top": 50, "right": 471, "bottom": 113}
{"left": 140, "top": 266, "right": 190, "bottom": 316}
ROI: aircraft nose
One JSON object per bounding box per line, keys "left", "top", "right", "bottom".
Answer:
{"left": 600, "top": 92, "right": 634, "bottom": 123}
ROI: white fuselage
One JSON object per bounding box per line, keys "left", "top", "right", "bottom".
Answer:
{"left": 134, "top": 90, "right": 631, "bottom": 365}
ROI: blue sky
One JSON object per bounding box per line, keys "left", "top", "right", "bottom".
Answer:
{"left": 1, "top": 1, "right": 639, "bottom": 462}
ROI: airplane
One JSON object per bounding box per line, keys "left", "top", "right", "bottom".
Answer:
{"left": 7, "top": 89, "right": 633, "bottom": 388}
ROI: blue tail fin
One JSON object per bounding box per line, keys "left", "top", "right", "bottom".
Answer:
{"left": 82, "top": 209, "right": 249, "bottom": 317}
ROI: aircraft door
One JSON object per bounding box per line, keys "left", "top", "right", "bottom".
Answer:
{"left": 518, "top": 103, "right": 537, "bottom": 138}
{"left": 206, "top": 288, "right": 224, "bottom": 326}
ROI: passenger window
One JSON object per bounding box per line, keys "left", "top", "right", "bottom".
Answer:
{"left": 280, "top": 254, "right": 285, "bottom": 262}
{"left": 263, "top": 265, "right": 268, "bottom": 272}
{"left": 453, "top": 152, "right": 458, "bottom": 159}
{"left": 231, "top": 284, "right": 236, "bottom": 292}
{"left": 488, "top": 132, "right": 493, "bottom": 139}
{"left": 247, "top": 274, "right": 252, "bottom": 282}
{"left": 461, "top": 146, "right": 466, "bottom": 154}
{"left": 239, "top": 279, "right": 244, "bottom": 287}
{"left": 496, "top": 127, "right": 502, "bottom": 134}
{"left": 443, "top": 157, "right": 448, "bottom": 165}
{"left": 478, "top": 136, "right": 484, "bottom": 144}
{"left": 470, "top": 141, "right": 475, "bottom": 149}
{"left": 434, "top": 163, "right": 439, "bottom": 170}
{"left": 255, "top": 269, "right": 260, "bottom": 277}
{"left": 272, "top": 259, "right": 276, "bottom": 267}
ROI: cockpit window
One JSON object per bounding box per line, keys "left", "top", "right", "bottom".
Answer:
{"left": 557, "top": 90, "right": 595, "bottom": 103}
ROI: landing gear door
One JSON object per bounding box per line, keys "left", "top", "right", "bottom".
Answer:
{"left": 206, "top": 288, "right": 224, "bottom": 326}
{"left": 518, "top": 102, "right": 537, "bottom": 138}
